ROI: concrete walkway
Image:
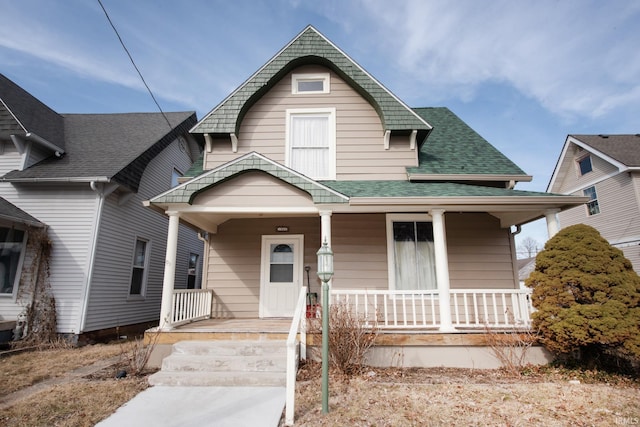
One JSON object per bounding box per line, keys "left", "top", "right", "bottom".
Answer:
{"left": 96, "top": 386, "right": 286, "bottom": 427}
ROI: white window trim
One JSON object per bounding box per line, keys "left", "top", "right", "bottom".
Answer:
{"left": 128, "top": 237, "right": 150, "bottom": 299}
{"left": 576, "top": 154, "right": 592, "bottom": 177}
{"left": 385, "top": 213, "right": 434, "bottom": 291}
{"left": 0, "top": 229, "right": 27, "bottom": 299}
{"left": 583, "top": 185, "right": 601, "bottom": 216}
{"left": 285, "top": 108, "right": 337, "bottom": 180}
{"left": 291, "top": 73, "right": 330, "bottom": 94}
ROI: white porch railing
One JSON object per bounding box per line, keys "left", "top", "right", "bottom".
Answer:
{"left": 170, "top": 289, "right": 213, "bottom": 326}
{"left": 331, "top": 288, "right": 533, "bottom": 330}
{"left": 285, "top": 286, "right": 308, "bottom": 426}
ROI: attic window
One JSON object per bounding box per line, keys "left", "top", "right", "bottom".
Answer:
{"left": 577, "top": 155, "right": 593, "bottom": 176}
{"left": 292, "top": 73, "right": 330, "bottom": 94}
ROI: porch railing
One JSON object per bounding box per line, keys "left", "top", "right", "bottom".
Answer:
{"left": 170, "top": 289, "right": 213, "bottom": 326}
{"left": 331, "top": 288, "right": 533, "bottom": 330}
{"left": 285, "top": 286, "right": 308, "bottom": 426}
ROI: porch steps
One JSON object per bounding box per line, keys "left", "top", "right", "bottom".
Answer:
{"left": 148, "top": 340, "right": 290, "bottom": 387}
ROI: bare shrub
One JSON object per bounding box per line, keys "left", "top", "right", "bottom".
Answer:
{"left": 118, "top": 329, "right": 160, "bottom": 376}
{"left": 309, "top": 302, "right": 378, "bottom": 375}
{"left": 484, "top": 325, "right": 539, "bottom": 375}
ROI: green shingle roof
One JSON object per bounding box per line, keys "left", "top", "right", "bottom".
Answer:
{"left": 152, "top": 152, "right": 348, "bottom": 205}
{"left": 192, "top": 26, "right": 430, "bottom": 136}
{"left": 320, "top": 180, "right": 564, "bottom": 198}
{"left": 408, "top": 107, "right": 528, "bottom": 177}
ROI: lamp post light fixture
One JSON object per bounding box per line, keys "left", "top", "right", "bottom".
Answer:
{"left": 316, "top": 239, "right": 333, "bottom": 414}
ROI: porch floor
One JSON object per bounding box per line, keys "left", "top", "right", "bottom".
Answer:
{"left": 149, "top": 318, "right": 291, "bottom": 346}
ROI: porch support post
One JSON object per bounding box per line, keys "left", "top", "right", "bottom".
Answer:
{"left": 159, "top": 211, "right": 180, "bottom": 330}
{"left": 319, "top": 210, "right": 332, "bottom": 302}
{"left": 319, "top": 210, "right": 332, "bottom": 247}
{"left": 431, "top": 209, "right": 454, "bottom": 332}
{"left": 545, "top": 209, "right": 560, "bottom": 238}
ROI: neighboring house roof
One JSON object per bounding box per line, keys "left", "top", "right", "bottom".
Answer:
{"left": 0, "top": 73, "right": 65, "bottom": 151}
{"left": 569, "top": 134, "right": 640, "bottom": 167}
{"left": 192, "top": 25, "right": 431, "bottom": 138}
{"left": 2, "top": 112, "right": 197, "bottom": 193}
{"left": 407, "top": 108, "right": 531, "bottom": 181}
{"left": 517, "top": 257, "right": 536, "bottom": 281}
{"left": 0, "top": 197, "right": 45, "bottom": 227}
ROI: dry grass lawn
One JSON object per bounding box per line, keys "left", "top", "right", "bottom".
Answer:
{"left": 1, "top": 344, "right": 639, "bottom": 426}
{"left": 290, "top": 362, "right": 640, "bottom": 426}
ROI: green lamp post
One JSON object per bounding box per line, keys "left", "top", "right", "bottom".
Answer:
{"left": 316, "top": 239, "right": 333, "bottom": 414}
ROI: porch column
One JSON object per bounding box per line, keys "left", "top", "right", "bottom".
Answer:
{"left": 319, "top": 210, "right": 332, "bottom": 247}
{"left": 159, "top": 211, "right": 180, "bottom": 330}
{"left": 431, "top": 209, "right": 454, "bottom": 332}
{"left": 545, "top": 209, "right": 560, "bottom": 238}
{"left": 319, "top": 210, "right": 333, "bottom": 302}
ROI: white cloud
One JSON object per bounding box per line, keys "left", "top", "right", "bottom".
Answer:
{"left": 330, "top": 0, "right": 640, "bottom": 121}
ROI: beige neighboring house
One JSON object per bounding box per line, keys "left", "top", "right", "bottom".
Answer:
{"left": 145, "top": 26, "right": 587, "bottom": 369}
{"left": 548, "top": 134, "right": 640, "bottom": 272}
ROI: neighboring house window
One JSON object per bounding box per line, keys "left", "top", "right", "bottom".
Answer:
{"left": 0, "top": 227, "right": 26, "bottom": 295}
{"left": 171, "top": 168, "right": 182, "bottom": 187}
{"left": 291, "top": 73, "right": 330, "bottom": 94}
{"left": 286, "top": 108, "right": 336, "bottom": 180}
{"left": 583, "top": 186, "right": 600, "bottom": 216}
{"left": 386, "top": 215, "right": 437, "bottom": 291}
{"left": 187, "top": 253, "right": 199, "bottom": 289}
{"left": 577, "top": 155, "right": 592, "bottom": 176}
{"left": 129, "top": 238, "right": 149, "bottom": 296}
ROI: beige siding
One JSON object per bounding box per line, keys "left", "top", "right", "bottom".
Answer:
{"left": 193, "top": 171, "right": 315, "bottom": 208}
{"left": 205, "top": 212, "right": 518, "bottom": 318}
{"left": 204, "top": 64, "right": 417, "bottom": 180}
{"left": 557, "top": 147, "right": 619, "bottom": 193}
{"left": 446, "top": 213, "right": 518, "bottom": 289}
{"left": 558, "top": 172, "right": 640, "bottom": 272}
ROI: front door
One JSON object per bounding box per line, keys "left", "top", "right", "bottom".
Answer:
{"left": 260, "top": 235, "right": 304, "bottom": 318}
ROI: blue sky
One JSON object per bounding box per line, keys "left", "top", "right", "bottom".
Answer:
{"left": 1, "top": 0, "right": 639, "bottom": 251}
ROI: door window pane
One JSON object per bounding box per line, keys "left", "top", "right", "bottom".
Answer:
{"left": 270, "top": 244, "right": 294, "bottom": 282}
{"left": 392, "top": 222, "right": 437, "bottom": 290}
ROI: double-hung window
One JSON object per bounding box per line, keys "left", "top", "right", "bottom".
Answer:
{"left": 386, "top": 215, "right": 437, "bottom": 291}
{"left": 583, "top": 186, "right": 600, "bottom": 216}
{"left": 286, "top": 108, "right": 336, "bottom": 180}
{"left": 129, "top": 238, "right": 149, "bottom": 296}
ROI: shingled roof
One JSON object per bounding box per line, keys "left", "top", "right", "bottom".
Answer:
{"left": 570, "top": 134, "right": 640, "bottom": 167}
{"left": 2, "top": 112, "right": 196, "bottom": 193}
{"left": 192, "top": 25, "right": 430, "bottom": 137}
{"left": 0, "top": 197, "right": 44, "bottom": 227}
{"left": 407, "top": 107, "right": 530, "bottom": 180}
{"left": 0, "top": 73, "right": 65, "bottom": 150}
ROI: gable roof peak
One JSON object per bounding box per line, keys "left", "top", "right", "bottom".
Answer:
{"left": 191, "top": 26, "right": 430, "bottom": 136}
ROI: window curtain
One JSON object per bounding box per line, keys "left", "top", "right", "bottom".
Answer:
{"left": 393, "top": 222, "right": 437, "bottom": 290}
{"left": 290, "top": 115, "right": 329, "bottom": 178}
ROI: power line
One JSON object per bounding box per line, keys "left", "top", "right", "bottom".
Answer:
{"left": 97, "top": 0, "right": 173, "bottom": 129}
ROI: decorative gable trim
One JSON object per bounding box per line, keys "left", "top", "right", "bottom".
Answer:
{"left": 149, "top": 152, "right": 349, "bottom": 205}
{"left": 191, "top": 25, "right": 431, "bottom": 138}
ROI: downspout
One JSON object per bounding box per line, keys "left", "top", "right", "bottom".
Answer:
{"left": 78, "top": 181, "right": 106, "bottom": 334}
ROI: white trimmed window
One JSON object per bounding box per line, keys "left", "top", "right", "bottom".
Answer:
{"left": 286, "top": 108, "right": 336, "bottom": 180}
{"left": 129, "top": 238, "right": 149, "bottom": 296}
{"left": 0, "top": 227, "right": 27, "bottom": 296}
{"left": 386, "top": 214, "right": 437, "bottom": 291}
{"left": 292, "top": 73, "right": 330, "bottom": 94}
{"left": 171, "top": 168, "right": 182, "bottom": 187}
{"left": 577, "top": 155, "right": 593, "bottom": 176}
{"left": 583, "top": 186, "right": 600, "bottom": 216}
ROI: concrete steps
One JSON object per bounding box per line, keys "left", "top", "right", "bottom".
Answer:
{"left": 148, "top": 340, "right": 291, "bottom": 387}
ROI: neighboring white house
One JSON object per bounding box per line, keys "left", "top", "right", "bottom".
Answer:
{"left": 548, "top": 134, "right": 640, "bottom": 272}
{"left": 0, "top": 73, "right": 204, "bottom": 342}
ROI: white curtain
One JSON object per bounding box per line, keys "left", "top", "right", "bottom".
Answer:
{"left": 290, "top": 115, "right": 329, "bottom": 178}
{"left": 393, "top": 223, "right": 437, "bottom": 291}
